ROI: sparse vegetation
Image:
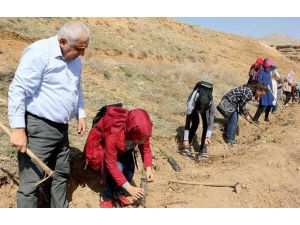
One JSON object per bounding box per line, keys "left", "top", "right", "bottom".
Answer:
{"left": 0, "top": 18, "right": 300, "bottom": 208}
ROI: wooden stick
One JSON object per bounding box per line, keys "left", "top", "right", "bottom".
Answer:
{"left": 168, "top": 180, "right": 238, "bottom": 188}
{"left": 242, "top": 116, "right": 264, "bottom": 131}
{"left": 0, "top": 121, "right": 54, "bottom": 184}
{"left": 248, "top": 119, "right": 264, "bottom": 131}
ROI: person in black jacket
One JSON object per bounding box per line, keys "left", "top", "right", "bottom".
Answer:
{"left": 182, "top": 82, "right": 215, "bottom": 158}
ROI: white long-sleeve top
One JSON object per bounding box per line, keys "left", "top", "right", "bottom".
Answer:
{"left": 271, "top": 79, "right": 278, "bottom": 105}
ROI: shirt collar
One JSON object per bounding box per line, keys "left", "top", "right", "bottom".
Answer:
{"left": 52, "top": 35, "right": 63, "bottom": 59}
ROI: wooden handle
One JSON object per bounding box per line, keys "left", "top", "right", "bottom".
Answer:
{"left": 242, "top": 116, "right": 264, "bottom": 131}
{"left": 168, "top": 180, "right": 236, "bottom": 188}
{"left": 0, "top": 121, "right": 54, "bottom": 177}
{"left": 25, "top": 148, "right": 54, "bottom": 176}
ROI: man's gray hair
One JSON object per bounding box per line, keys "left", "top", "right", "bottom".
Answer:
{"left": 58, "top": 20, "right": 90, "bottom": 43}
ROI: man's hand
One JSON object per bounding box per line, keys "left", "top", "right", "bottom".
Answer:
{"left": 125, "top": 185, "right": 145, "bottom": 199}
{"left": 204, "top": 138, "right": 211, "bottom": 146}
{"left": 182, "top": 140, "right": 189, "bottom": 149}
{"left": 146, "top": 166, "right": 154, "bottom": 182}
{"left": 77, "top": 118, "right": 87, "bottom": 136}
{"left": 10, "top": 128, "right": 27, "bottom": 153}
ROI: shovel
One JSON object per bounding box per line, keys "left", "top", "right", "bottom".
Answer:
{"left": 168, "top": 180, "right": 243, "bottom": 194}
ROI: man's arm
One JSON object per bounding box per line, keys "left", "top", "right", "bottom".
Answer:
{"left": 77, "top": 79, "right": 86, "bottom": 120}
{"left": 76, "top": 80, "right": 86, "bottom": 136}
{"left": 8, "top": 47, "right": 46, "bottom": 152}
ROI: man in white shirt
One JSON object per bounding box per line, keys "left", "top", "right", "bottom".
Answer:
{"left": 8, "top": 20, "right": 90, "bottom": 207}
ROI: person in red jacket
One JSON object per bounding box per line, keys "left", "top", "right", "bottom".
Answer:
{"left": 100, "top": 107, "right": 154, "bottom": 208}
{"left": 247, "top": 56, "right": 263, "bottom": 85}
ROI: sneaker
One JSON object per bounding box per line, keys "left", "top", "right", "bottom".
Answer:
{"left": 180, "top": 148, "right": 190, "bottom": 156}
{"left": 117, "top": 195, "right": 131, "bottom": 207}
{"left": 201, "top": 152, "right": 210, "bottom": 158}
{"left": 264, "top": 118, "right": 270, "bottom": 122}
{"left": 180, "top": 148, "right": 195, "bottom": 159}
{"left": 100, "top": 200, "right": 114, "bottom": 208}
{"left": 226, "top": 140, "right": 237, "bottom": 146}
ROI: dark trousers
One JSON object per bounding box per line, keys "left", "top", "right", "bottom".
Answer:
{"left": 284, "top": 91, "right": 292, "bottom": 105}
{"left": 102, "top": 151, "right": 135, "bottom": 201}
{"left": 188, "top": 110, "right": 208, "bottom": 154}
{"left": 17, "top": 113, "right": 70, "bottom": 208}
{"left": 253, "top": 105, "right": 272, "bottom": 121}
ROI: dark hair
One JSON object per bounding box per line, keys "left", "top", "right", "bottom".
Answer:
{"left": 247, "top": 83, "right": 268, "bottom": 94}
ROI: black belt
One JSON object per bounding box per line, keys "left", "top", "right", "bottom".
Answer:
{"left": 25, "top": 111, "right": 68, "bottom": 130}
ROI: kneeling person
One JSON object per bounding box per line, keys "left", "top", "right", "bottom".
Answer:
{"left": 86, "top": 106, "right": 154, "bottom": 208}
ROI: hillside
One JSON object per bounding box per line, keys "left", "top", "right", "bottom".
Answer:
{"left": 259, "top": 33, "right": 300, "bottom": 45}
{"left": 0, "top": 18, "right": 300, "bottom": 208}
{"left": 259, "top": 33, "right": 300, "bottom": 63}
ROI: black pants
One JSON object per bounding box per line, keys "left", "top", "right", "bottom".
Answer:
{"left": 284, "top": 91, "right": 292, "bottom": 105}
{"left": 188, "top": 110, "right": 208, "bottom": 154}
{"left": 253, "top": 105, "right": 272, "bottom": 121}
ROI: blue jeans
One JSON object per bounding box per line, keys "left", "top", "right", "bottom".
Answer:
{"left": 102, "top": 151, "right": 135, "bottom": 201}
{"left": 226, "top": 111, "right": 238, "bottom": 142}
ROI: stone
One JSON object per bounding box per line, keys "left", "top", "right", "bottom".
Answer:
{"left": 235, "top": 183, "right": 242, "bottom": 194}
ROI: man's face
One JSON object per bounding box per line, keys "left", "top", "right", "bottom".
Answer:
{"left": 59, "top": 35, "right": 89, "bottom": 61}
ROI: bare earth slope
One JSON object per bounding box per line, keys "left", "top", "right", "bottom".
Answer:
{"left": 0, "top": 18, "right": 299, "bottom": 208}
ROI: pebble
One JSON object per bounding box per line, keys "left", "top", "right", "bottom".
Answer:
{"left": 269, "top": 183, "right": 280, "bottom": 191}
{"left": 297, "top": 166, "right": 300, "bottom": 171}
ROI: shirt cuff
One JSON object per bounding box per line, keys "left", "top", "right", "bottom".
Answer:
{"left": 184, "top": 130, "right": 189, "bottom": 141}
{"left": 8, "top": 116, "right": 25, "bottom": 128}
{"left": 77, "top": 108, "right": 86, "bottom": 119}
{"left": 122, "top": 181, "right": 130, "bottom": 189}
{"left": 206, "top": 130, "right": 212, "bottom": 138}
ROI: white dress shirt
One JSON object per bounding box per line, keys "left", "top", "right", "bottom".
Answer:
{"left": 8, "top": 35, "right": 86, "bottom": 128}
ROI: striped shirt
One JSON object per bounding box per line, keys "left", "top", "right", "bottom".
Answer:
{"left": 224, "top": 85, "right": 253, "bottom": 116}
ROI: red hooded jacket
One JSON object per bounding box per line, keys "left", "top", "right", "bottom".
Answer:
{"left": 101, "top": 107, "right": 153, "bottom": 187}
